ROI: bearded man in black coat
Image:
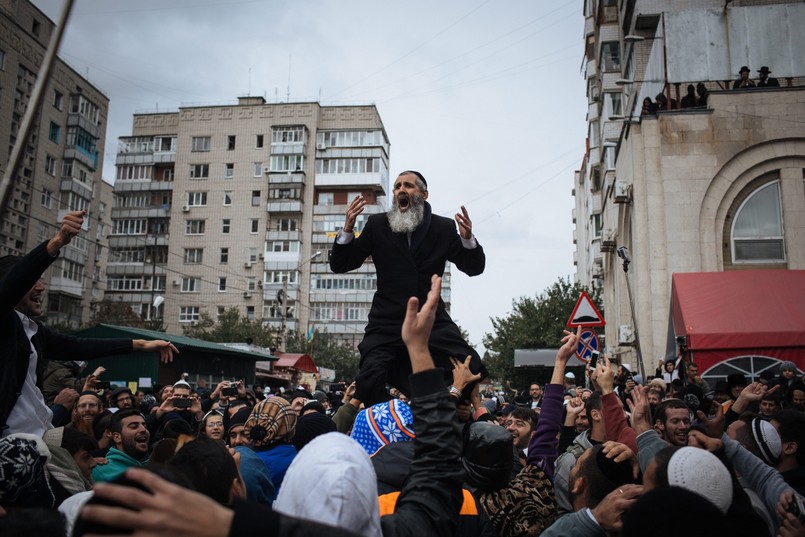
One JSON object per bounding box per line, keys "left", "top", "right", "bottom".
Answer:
{"left": 330, "top": 170, "right": 487, "bottom": 405}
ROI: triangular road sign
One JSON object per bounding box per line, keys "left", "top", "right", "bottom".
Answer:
{"left": 567, "top": 291, "right": 606, "bottom": 327}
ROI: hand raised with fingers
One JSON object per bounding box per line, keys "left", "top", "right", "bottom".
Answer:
{"left": 455, "top": 205, "right": 473, "bottom": 240}
{"left": 343, "top": 195, "right": 366, "bottom": 234}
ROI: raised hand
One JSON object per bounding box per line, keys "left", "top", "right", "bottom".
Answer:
{"left": 454, "top": 205, "right": 473, "bottom": 240}
{"left": 343, "top": 195, "right": 366, "bottom": 234}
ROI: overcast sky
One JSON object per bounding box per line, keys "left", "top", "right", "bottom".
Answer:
{"left": 34, "top": 0, "right": 586, "bottom": 354}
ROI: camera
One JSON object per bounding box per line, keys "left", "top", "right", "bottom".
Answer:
{"left": 222, "top": 387, "right": 239, "bottom": 397}
{"left": 96, "top": 381, "right": 110, "bottom": 390}
{"left": 173, "top": 397, "right": 192, "bottom": 409}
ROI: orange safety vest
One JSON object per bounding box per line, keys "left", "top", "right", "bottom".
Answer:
{"left": 378, "top": 488, "right": 479, "bottom": 516}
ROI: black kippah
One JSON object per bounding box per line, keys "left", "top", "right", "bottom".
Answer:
{"left": 401, "top": 170, "right": 427, "bottom": 188}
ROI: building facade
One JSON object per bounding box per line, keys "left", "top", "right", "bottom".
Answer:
{"left": 0, "top": 0, "right": 112, "bottom": 327}
{"left": 109, "top": 97, "right": 394, "bottom": 346}
{"left": 574, "top": 0, "right": 805, "bottom": 379}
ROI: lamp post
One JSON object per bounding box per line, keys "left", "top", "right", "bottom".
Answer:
{"left": 279, "top": 250, "right": 321, "bottom": 351}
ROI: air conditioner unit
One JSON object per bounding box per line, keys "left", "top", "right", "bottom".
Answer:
{"left": 258, "top": 252, "right": 265, "bottom": 259}
{"left": 257, "top": 281, "right": 263, "bottom": 288}
{"left": 262, "top": 165, "right": 271, "bottom": 174}
{"left": 591, "top": 86, "right": 599, "bottom": 101}
{"left": 614, "top": 180, "right": 631, "bottom": 203}
{"left": 618, "top": 325, "right": 635, "bottom": 346}
{"left": 316, "top": 142, "right": 326, "bottom": 150}
{"left": 244, "top": 261, "right": 252, "bottom": 268}
{"left": 172, "top": 279, "right": 180, "bottom": 286}
{"left": 181, "top": 205, "right": 190, "bottom": 212}
{"left": 243, "top": 291, "right": 252, "bottom": 299}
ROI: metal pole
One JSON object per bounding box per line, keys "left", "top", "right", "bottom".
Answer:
{"left": 0, "top": 0, "right": 76, "bottom": 216}
{"left": 279, "top": 250, "right": 320, "bottom": 352}
{"left": 617, "top": 247, "right": 645, "bottom": 381}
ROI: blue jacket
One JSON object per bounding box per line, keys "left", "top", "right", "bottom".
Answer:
{"left": 91, "top": 447, "right": 146, "bottom": 483}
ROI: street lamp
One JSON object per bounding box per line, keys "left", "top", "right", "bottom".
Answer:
{"left": 279, "top": 250, "right": 321, "bottom": 351}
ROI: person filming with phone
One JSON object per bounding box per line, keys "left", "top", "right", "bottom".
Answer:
{"left": 147, "top": 379, "right": 203, "bottom": 440}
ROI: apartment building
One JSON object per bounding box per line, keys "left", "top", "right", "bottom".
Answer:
{"left": 109, "top": 97, "right": 394, "bottom": 346}
{"left": 574, "top": 0, "right": 805, "bottom": 380}
{"left": 0, "top": 0, "right": 112, "bottom": 328}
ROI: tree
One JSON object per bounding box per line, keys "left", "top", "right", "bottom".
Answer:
{"left": 182, "top": 307, "right": 276, "bottom": 347}
{"left": 285, "top": 329, "right": 360, "bottom": 382}
{"left": 482, "top": 277, "right": 602, "bottom": 390}
{"left": 87, "top": 299, "right": 153, "bottom": 329}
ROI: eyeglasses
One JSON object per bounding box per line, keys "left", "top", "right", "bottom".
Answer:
{"left": 207, "top": 421, "right": 224, "bottom": 428}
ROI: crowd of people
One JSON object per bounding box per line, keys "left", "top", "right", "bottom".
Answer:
{"left": 4, "top": 181, "right": 805, "bottom": 536}
{"left": 641, "top": 65, "right": 783, "bottom": 117}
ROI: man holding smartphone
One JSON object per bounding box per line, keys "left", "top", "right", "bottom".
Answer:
{"left": 148, "top": 379, "right": 203, "bottom": 439}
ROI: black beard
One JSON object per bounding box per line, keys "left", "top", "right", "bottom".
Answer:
{"left": 388, "top": 195, "right": 425, "bottom": 234}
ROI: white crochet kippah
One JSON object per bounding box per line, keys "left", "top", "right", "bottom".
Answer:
{"left": 751, "top": 417, "right": 782, "bottom": 466}
{"left": 667, "top": 447, "right": 733, "bottom": 514}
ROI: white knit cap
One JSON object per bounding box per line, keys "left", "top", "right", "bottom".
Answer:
{"left": 667, "top": 447, "right": 733, "bottom": 514}
{"left": 751, "top": 418, "right": 782, "bottom": 466}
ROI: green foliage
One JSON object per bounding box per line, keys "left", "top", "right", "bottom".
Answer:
{"left": 482, "top": 277, "right": 602, "bottom": 390}
{"left": 181, "top": 307, "right": 276, "bottom": 347}
{"left": 285, "top": 329, "right": 360, "bottom": 382}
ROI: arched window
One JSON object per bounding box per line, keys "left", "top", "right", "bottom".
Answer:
{"left": 731, "top": 180, "right": 785, "bottom": 263}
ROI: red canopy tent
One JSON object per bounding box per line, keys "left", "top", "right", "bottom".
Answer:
{"left": 670, "top": 270, "right": 805, "bottom": 372}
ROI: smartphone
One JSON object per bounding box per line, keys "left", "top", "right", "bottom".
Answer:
{"left": 96, "top": 381, "right": 110, "bottom": 390}
{"left": 789, "top": 494, "right": 805, "bottom": 524}
{"left": 590, "top": 350, "right": 600, "bottom": 368}
{"left": 173, "top": 397, "right": 192, "bottom": 409}
{"left": 222, "top": 387, "right": 239, "bottom": 397}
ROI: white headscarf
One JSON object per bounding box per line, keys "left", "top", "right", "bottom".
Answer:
{"left": 274, "top": 432, "right": 382, "bottom": 537}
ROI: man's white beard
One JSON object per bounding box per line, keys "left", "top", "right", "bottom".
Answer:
{"left": 388, "top": 196, "right": 425, "bottom": 234}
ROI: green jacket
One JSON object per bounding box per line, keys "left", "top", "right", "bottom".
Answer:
{"left": 91, "top": 447, "right": 146, "bottom": 483}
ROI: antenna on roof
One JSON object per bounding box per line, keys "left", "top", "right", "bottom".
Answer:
{"left": 287, "top": 55, "right": 291, "bottom": 102}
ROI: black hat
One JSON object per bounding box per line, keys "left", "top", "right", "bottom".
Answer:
{"left": 111, "top": 386, "right": 132, "bottom": 399}
{"left": 739, "top": 65, "right": 750, "bottom": 73}
{"left": 757, "top": 66, "right": 772, "bottom": 73}
{"left": 292, "top": 412, "right": 336, "bottom": 452}
{"left": 727, "top": 373, "right": 747, "bottom": 388}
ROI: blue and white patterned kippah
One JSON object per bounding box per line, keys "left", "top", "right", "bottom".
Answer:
{"left": 351, "top": 399, "right": 415, "bottom": 456}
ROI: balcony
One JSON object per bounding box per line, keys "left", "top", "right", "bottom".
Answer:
{"left": 314, "top": 172, "right": 387, "bottom": 195}
{"left": 64, "top": 146, "right": 99, "bottom": 171}
{"left": 266, "top": 230, "right": 301, "bottom": 242}
{"left": 60, "top": 176, "right": 93, "bottom": 197}
{"left": 49, "top": 277, "right": 84, "bottom": 297}
{"left": 67, "top": 113, "right": 100, "bottom": 139}
{"left": 267, "top": 171, "right": 305, "bottom": 186}
{"left": 114, "top": 180, "right": 174, "bottom": 193}
{"left": 266, "top": 199, "right": 302, "bottom": 213}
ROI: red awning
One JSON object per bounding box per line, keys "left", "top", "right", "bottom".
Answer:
{"left": 272, "top": 352, "right": 318, "bottom": 373}
{"left": 671, "top": 270, "right": 805, "bottom": 370}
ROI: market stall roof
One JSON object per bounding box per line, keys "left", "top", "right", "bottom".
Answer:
{"left": 272, "top": 351, "right": 318, "bottom": 373}
{"left": 73, "top": 324, "right": 275, "bottom": 362}
{"left": 670, "top": 270, "right": 805, "bottom": 365}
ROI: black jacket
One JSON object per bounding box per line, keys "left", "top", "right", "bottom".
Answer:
{"left": 0, "top": 241, "right": 132, "bottom": 434}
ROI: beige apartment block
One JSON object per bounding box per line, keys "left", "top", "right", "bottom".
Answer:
{"left": 109, "top": 97, "right": 392, "bottom": 346}
{"left": 0, "top": 0, "right": 111, "bottom": 328}
{"left": 574, "top": 0, "right": 805, "bottom": 378}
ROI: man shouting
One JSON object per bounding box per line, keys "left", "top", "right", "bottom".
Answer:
{"left": 330, "top": 170, "right": 487, "bottom": 405}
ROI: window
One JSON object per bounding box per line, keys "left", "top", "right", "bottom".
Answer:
{"left": 70, "top": 95, "right": 100, "bottom": 125}
{"left": 163, "top": 169, "right": 174, "bottom": 181}
{"left": 605, "top": 92, "right": 623, "bottom": 118}
{"left": 178, "top": 306, "right": 200, "bottom": 323}
{"left": 216, "top": 306, "right": 226, "bottom": 322}
{"left": 269, "top": 154, "right": 303, "bottom": 172}
{"left": 190, "top": 164, "right": 209, "bottom": 178}
{"left": 116, "top": 165, "right": 152, "bottom": 181}
{"left": 251, "top": 190, "right": 261, "bottom": 206}
{"left": 225, "top": 163, "right": 234, "bottom": 178}
{"left": 42, "top": 155, "right": 56, "bottom": 175}
{"left": 223, "top": 191, "right": 232, "bottom": 206}
{"left": 270, "top": 240, "right": 299, "bottom": 252}
{"left": 227, "top": 135, "right": 236, "bottom": 150}
{"left": 318, "top": 192, "right": 334, "bottom": 206}
{"left": 250, "top": 219, "right": 259, "bottom": 233}
{"left": 184, "top": 248, "right": 203, "bottom": 264}
{"left": 272, "top": 126, "right": 305, "bottom": 144}
{"left": 187, "top": 191, "right": 207, "bottom": 206}
{"left": 48, "top": 122, "right": 60, "bottom": 143}
{"left": 53, "top": 90, "right": 63, "bottom": 110}
{"left": 222, "top": 219, "right": 230, "bottom": 234}
{"left": 256, "top": 134, "right": 264, "bottom": 148}
{"left": 41, "top": 189, "right": 53, "bottom": 208}
{"left": 181, "top": 277, "right": 201, "bottom": 293}
{"left": 731, "top": 180, "right": 785, "bottom": 262}
{"left": 185, "top": 220, "right": 206, "bottom": 235}
{"left": 253, "top": 163, "right": 263, "bottom": 177}
{"left": 275, "top": 218, "right": 298, "bottom": 231}
{"left": 218, "top": 277, "right": 227, "bottom": 292}
{"left": 32, "top": 19, "right": 41, "bottom": 36}
{"left": 589, "top": 120, "right": 599, "bottom": 147}
{"left": 316, "top": 158, "right": 381, "bottom": 174}
{"left": 220, "top": 247, "right": 229, "bottom": 263}
{"left": 601, "top": 42, "right": 620, "bottom": 71}
{"left": 113, "top": 219, "right": 147, "bottom": 235}
{"left": 191, "top": 136, "right": 211, "bottom": 151}
{"left": 0, "top": 49, "right": 5, "bottom": 71}
{"left": 246, "top": 306, "right": 255, "bottom": 320}
{"left": 110, "top": 248, "right": 145, "bottom": 263}
{"left": 249, "top": 248, "right": 258, "bottom": 262}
